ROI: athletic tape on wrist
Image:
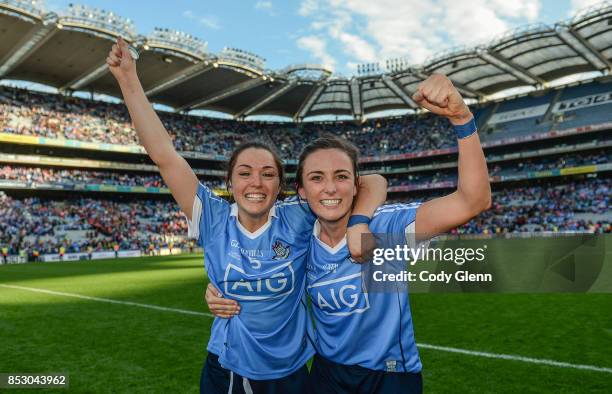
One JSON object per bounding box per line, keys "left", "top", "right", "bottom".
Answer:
{"left": 453, "top": 117, "right": 477, "bottom": 139}
{"left": 347, "top": 215, "right": 370, "bottom": 227}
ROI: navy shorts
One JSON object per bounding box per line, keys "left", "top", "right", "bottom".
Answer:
{"left": 200, "top": 352, "right": 310, "bottom": 394}
{"left": 309, "top": 354, "right": 423, "bottom": 394}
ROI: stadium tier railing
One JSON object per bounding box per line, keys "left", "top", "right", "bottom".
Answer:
{"left": 0, "top": 247, "right": 206, "bottom": 265}
{"left": 362, "top": 140, "right": 612, "bottom": 176}
{"left": 1, "top": 162, "right": 609, "bottom": 194}
{"left": 385, "top": 162, "right": 612, "bottom": 192}
{"left": 0, "top": 153, "right": 224, "bottom": 176}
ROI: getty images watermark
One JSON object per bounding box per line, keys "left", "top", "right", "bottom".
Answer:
{"left": 360, "top": 233, "right": 610, "bottom": 293}
{"left": 370, "top": 243, "right": 490, "bottom": 284}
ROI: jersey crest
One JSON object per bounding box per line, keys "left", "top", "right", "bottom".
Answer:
{"left": 272, "top": 240, "right": 291, "bottom": 260}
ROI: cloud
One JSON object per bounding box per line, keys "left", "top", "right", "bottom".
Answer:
{"left": 296, "top": 35, "right": 336, "bottom": 69}
{"left": 297, "top": 0, "right": 542, "bottom": 70}
{"left": 568, "top": 0, "right": 603, "bottom": 16}
{"left": 336, "top": 32, "right": 377, "bottom": 62}
{"left": 489, "top": 0, "right": 540, "bottom": 20}
{"left": 255, "top": 1, "right": 273, "bottom": 9}
{"left": 183, "top": 10, "right": 221, "bottom": 30}
{"left": 299, "top": 0, "right": 320, "bottom": 16}
{"left": 255, "top": 1, "right": 277, "bottom": 16}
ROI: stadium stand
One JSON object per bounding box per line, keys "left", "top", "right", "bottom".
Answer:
{"left": 1, "top": 77, "right": 611, "bottom": 263}
{"left": 482, "top": 91, "right": 556, "bottom": 139}
{"left": 1, "top": 0, "right": 611, "bottom": 262}
{"left": 456, "top": 177, "right": 611, "bottom": 234}
{"left": 552, "top": 81, "right": 612, "bottom": 129}
{"left": 0, "top": 165, "right": 226, "bottom": 189}
{"left": 2, "top": 79, "right": 612, "bottom": 160}
{"left": 0, "top": 193, "right": 191, "bottom": 258}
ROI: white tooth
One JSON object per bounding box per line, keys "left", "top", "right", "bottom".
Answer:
{"left": 246, "top": 193, "right": 265, "bottom": 201}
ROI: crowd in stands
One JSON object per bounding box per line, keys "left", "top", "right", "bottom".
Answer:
{"left": 0, "top": 193, "right": 192, "bottom": 259}
{"left": 453, "top": 177, "right": 611, "bottom": 234}
{"left": 0, "top": 85, "right": 459, "bottom": 159}
{"left": 0, "top": 166, "right": 165, "bottom": 187}
{"left": 3, "top": 83, "right": 612, "bottom": 162}
{"left": 0, "top": 165, "right": 225, "bottom": 189}
{"left": 0, "top": 149, "right": 607, "bottom": 192}
{"left": 386, "top": 150, "right": 611, "bottom": 187}
{"left": 1, "top": 84, "right": 611, "bottom": 262}
{"left": 0, "top": 85, "right": 269, "bottom": 156}
{"left": 1, "top": 176, "right": 610, "bottom": 261}
{"left": 488, "top": 150, "right": 610, "bottom": 176}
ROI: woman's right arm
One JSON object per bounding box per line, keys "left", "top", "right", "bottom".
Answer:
{"left": 205, "top": 283, "right": 240, "bottom": 319}
{"left": 107, "top": 38, "right": 198, "bottom": 220}
{"left": 411, "top": 74, "right": 491, "bottom": 240}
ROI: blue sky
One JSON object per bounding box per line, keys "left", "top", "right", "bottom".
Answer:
{"left": 43, "top": 0, "right": 605, "bottom": 76}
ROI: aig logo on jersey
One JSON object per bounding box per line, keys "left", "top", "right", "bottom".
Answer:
{"left": 308, "top": 272, "right": 370, "bottom": 316}
{"left": 223, "top": 261, "right": 295, "bottom": 300}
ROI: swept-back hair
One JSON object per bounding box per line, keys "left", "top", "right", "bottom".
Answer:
{"left": 296, "top": 133, "right": 360, "bottom": 189}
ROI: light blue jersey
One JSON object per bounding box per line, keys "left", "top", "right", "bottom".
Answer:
{"left": 188, "top": 183, "right": 316, "bottom": 380}
{"left": 307, "top": 203, "right": 423, "bottom": 373}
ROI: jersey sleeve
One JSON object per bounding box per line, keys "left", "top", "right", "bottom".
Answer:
{"left": 373, "top": 203, "right": 426, "bottom": 249}
{"left": 274, "top": 195, "right": 316, "bottom": 234}
{"left": 186, "top": 182, "right": 230, "bottom": 247}
{"left": 399, "top": 203, "right": 431, "bottom": 250}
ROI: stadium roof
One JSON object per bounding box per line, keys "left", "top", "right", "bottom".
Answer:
{"left": 1, "top": 0, "right": 612, "bottom": 120}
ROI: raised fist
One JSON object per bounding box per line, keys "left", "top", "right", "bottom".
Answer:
{"left": 106, "top": 37, "right": 137, "bottom": 82}
{"left": 412, "top": 74, "right": 472, "bottom": 125}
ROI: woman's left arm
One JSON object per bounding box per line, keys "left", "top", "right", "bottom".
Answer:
{"left": 347, "top": 174, "right": 388, "bottom": 262}
{"left": 411, "top": 74, "right": 491, "bottom": 240}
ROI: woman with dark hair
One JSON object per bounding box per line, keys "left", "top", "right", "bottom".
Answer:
{"left": 208, "top": 74, "right": 491, "bottom": 393}
{"left": 299, "top": 74, "right": 490, "bottom": 393}
{"left": 106, "top": 38, "right": 387, "bottom": 394}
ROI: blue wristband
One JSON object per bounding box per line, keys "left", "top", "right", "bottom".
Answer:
{"left": 347, "top": 215, "right": 370, "bottom": 227}
{"left": 452, "top": 117, "right": 477, "bottom": 139}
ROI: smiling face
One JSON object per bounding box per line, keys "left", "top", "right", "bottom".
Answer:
{"left": 229, "top": 148, "right": 281, "bottom": 223}
{"left": 297, "top": 148, "right": 357, "bottom": 223}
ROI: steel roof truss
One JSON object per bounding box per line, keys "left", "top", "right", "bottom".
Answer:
{"left": 178, "top": 77, "right": 268, "bottom": 111}
{"left": 0, "top": 21, "right": 57, "bottom": 77}
{"left": 144, "top": 62, "right": 212, "bottom": 97}
{"left": 381, "top": 75, "right": 418, "bottom": 108}
{"left": 235, "top": 80, "right": 297, "bottom": 118}
{"left": 294, "top": 83, "right": 325, "bottom": 120}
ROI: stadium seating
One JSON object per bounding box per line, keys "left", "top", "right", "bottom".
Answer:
{"left": 1, "top": 173, "right": 610, "bottom": 258}
{"left": 483, "top": 91, "right": 556, "bottom": 140}
{"left": 1, "top": 79, "right": 611, "bottom": 260}
{"left": 0, "top": 165, "right": 226, "bottom": 189}
{"left": 2, "top": 80, "right": 611, "bottom": 159}
{"left": 456, "top": 178, "right": 611, "bottom": 234}
{"left": 0, "top": 193, "right": 189, "bottom": 256}
{"left": 546, "top": 81, "right": 612, "bottom": 130}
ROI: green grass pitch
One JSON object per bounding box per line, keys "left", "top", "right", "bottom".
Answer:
{"left": 1, "top": 252, "right": 611, "bottom": 393}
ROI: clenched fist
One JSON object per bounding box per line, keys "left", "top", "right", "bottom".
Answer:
{"left": 412, "top": 74, "right": 473, "bottom": 125}
{"left": 106, "top": 37, "right": 137, "bottom": 83}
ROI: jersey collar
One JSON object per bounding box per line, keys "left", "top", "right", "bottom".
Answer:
{"left": 230, "top": 203, "right": 277, "bottom": 239}
{"left": 313, "top": 220, "right": 347, "bottom": 255}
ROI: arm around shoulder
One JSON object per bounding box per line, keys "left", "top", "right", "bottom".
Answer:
{"left": 347, "top": 174, "right": 388, "bottom": 262}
